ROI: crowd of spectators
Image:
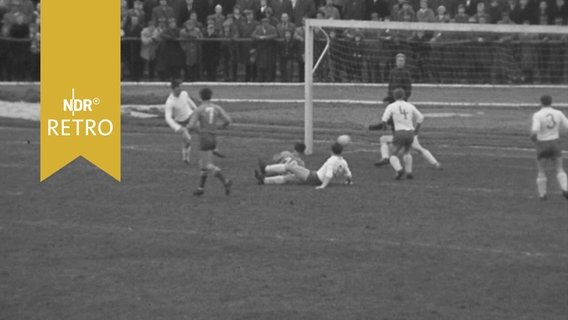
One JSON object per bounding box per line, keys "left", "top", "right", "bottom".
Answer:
{"left": 0, "top": 0, "right": 567, "bottom": 82}
{"left": 0, "top": 0, "right": 40, "bottom": 81}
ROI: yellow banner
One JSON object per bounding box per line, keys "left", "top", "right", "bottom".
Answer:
{"left": 41, "top": 0, "right": 121, "bottom": 181}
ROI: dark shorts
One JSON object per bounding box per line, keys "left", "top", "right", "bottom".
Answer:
{"left": 393, "top": 130, "right": 415, "bottom": 151}
{"left": 536, "top": 140, "right": 562, "bottom": 160}
{"left": 199, "top": 132, "right": 217, "bottom": 151}
{"left": 176, "top": 117, "right": 190, "bottom": 127}
{"left": 305, "top": 171, "right": 322, "bottom": 186}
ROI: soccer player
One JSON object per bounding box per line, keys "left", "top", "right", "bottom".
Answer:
{"left": 530, "top": 95, "right": 568, "bottom": 200}
{"left": 255, "top": 142, "right": 353, "bottom": 189}
{"left": 373, "top": 135, "right": 441, "bottom": 169}
{"left": 257, "top": 142, "right": 306, "bottom": 177}
{"left": 164, "top": 80, "right": 198, "bottom": 164}
{"left": 188, "top": 88, "right": 233, "bottom": 196}
{"left": 383, "top": 53, "right": 412, "bottom": 104}
{"left": 376, "top": 88, "right": 424, "bottom": 179}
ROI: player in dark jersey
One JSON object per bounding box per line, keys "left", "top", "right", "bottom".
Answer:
{"left": 188, "top": 88, "right": 233, "bottom": 196}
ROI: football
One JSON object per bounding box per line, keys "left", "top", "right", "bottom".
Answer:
{"left": 337, "top": 135, "right": 351, "bottom": 145}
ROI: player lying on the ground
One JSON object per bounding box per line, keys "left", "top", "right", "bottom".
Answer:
{"left": 530, "top": 94, "right": 568, "bottom": 200}
{"left": 373, "top": 135, "right": 442, "bottom": 170}
{"left": 369, "top": 88, "right": 424, "bottom": 180}
{"left": 164, "top": 80, "right": 198, "bottom": 164}
{"left": 258, "top": 142, "right": 306, "bottom": 177}
{"left": 254, "top": 142, "right": 353, "bottom": 189}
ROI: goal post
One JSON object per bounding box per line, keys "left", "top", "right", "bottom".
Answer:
{"left": 303, "top": 19, "right": 568, "bottom": 154}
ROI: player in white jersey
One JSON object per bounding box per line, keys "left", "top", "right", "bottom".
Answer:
{"left": 376, "top": 88, "right": 424, "bottom": 179}
{"left": 254, "top": 142, "right": 353, "bottom": 189}
{"left": 530, "top": 95, "right": 568, "bottom": 200}
{"left": 256, "top": 142, "right": 306, "bottom": 178}
{"left": 164, "top": 80, "right": 198, "bottom": 164}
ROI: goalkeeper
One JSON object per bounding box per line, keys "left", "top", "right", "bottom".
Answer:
{"left": 383, "top": 53, "right": 412, "bottom": 104}
{"left": 257, "top": 142, "right": 307, "bottom": 177}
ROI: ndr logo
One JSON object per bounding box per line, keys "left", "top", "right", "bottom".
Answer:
{"left": 63, "top": 88, "right": 100, "bottom": 116}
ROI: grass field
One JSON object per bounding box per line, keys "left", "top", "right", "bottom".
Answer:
{"left": 1, "top": 84, "right": 567, "bottom": 319}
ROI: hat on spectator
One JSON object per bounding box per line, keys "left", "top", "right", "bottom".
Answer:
{"left": 396, "top": 53, "right": 405, "bottom": 58}
{"left": 243, "top": 8, "right": 253, "bottom": 14}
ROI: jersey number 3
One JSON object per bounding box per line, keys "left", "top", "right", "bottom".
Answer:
{"left": 546, "top": 114, "right": 557, "bottom": 129}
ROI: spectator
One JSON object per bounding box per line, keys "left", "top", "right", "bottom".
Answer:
{"left": 152, "top": 0, "right": 176, "bottom": 24}
{"left": 486, "top": 0, "right": 503, "bottom": 23}
{"left": 518, "top": 0, "right": 538, "bottom": 24}
{"left": 409, "top": 30, "right": 432, "bottom": 82}
{"left": 196, "top": 0, "right": 218, "bottom": 25}
{"left": 537, "top": 0, "right": 551, "bottom": 24}
{"left": 232, "top": 5, "right": 244, "bottom": 25}
{"left": 9, "top": 12, "right": 29, "bottom": 80}
{"left": 507, "top": 0, "right": 523, "bottom": 23}
{"left": 276, "top": 12, "right": 295, "bottom": 37}
{"left": 263, "top": 6, "right": 280, "bottom": 25}
{"left": 391, "top": 0, "right": 415, "bottom": 21}
{"left": 550, "top": 0, "right": 567, "bottom": 23}
{"left": 430, "top": 10, "right": 453, "bottom": 82}
{"left": 180, "top": 19, "right": 203, "bottom": 81}
{"left": 290, "top": 0, "right": 316, "bottom": 24}
{"left": 293, "top": 16, "right": 307, "bottom": 81}
{"left": 416, "top": 0, "right": 435, "bottom": 22}
{"left": 239, "top": 9, "right": 258, "bottom": 81}
{"left": 365, "top": 0, "right": 389, "bottom": 19}
{"left": 452, "top": 3, "right": 470, "bottom": 22}
{"left": 202, "top": 21, "right": 221, "bottom": 80}
{"left": 346, "top": 31, "right": 365, "bottom": 82}
{"left": 220, "top": 18, "right": 239, "bottom": 80}
{"left": 472, "top": 1, "right": 489, "bottom": 22}
{"left": 156, "top": 17, "right": 185, "bottom": 80}
{"left": 252, "top": 17, "right": 277, "bottom": 81}
{"left": 236, "top": 0, "right": 260, "bottom": 12}
{"left": 141, "top": 20, "right": 161, "bottom": 80}
{"left": 127, "top": 0, "right": 147, "bottom": 29}
{"left": 209, "top": 4, "right": 226, "bottom": 33}
{"left": 518, "top": 21, "right": 538, "bottom": 83}
{"left": 187, "top": 10, "right": 205, "bottom": 31}
{"left": 124, "top": 15, "right": 145, "bottom": 81}
{"left": 279, "top": 30, "right": 297, "bottom": 81}
{"left": 459, "top": 0, "right": 479, "bottom": 16}
{"left": 143, "top": 0, "right": 159, "bottom": 21}
{"left": 177, "top": 0, "right": 197, "bottom": 25}
{"left": 549, "top": 17, "right": 566, "bottom": 83}
{"left": 343, "top": 0, "right": 366, "bottom": 20}
{"left": 256, "top": 0, "right": 271, "bottom": 19}
{"left": 29, "top": 15, "right": 38, "bottom": 80}
{"left": 435, "top": 5, "right": 450, "bottom": 22}
{"left": 271, "top": 0, "right": 294, "bottom": 20}
{"left": 319, "top": 0, "right": 341, "bottom": 18}
{"left": 497, "top": 9, "right": 515, "bottom": 23}
{"left": 365, "top": 14, "right": 393, "bottom": 83}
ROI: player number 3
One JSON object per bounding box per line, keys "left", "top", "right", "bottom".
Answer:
{"left": 546, "top": 114, "right": 557, "bottom": 129}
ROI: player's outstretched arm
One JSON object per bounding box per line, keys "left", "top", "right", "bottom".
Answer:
{"left": 368, "top": 122, "right": 387, "bottom": 131}
{"left": 315, "top": 176, "right": 331, "bottom": 190}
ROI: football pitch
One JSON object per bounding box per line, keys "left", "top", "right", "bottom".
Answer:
{"left": 1, "top": 84, "right": 567, "bottom": 319}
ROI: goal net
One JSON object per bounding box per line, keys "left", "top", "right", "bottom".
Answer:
{"left": 302, "top": 19, "right": 568, "bottom": 154}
